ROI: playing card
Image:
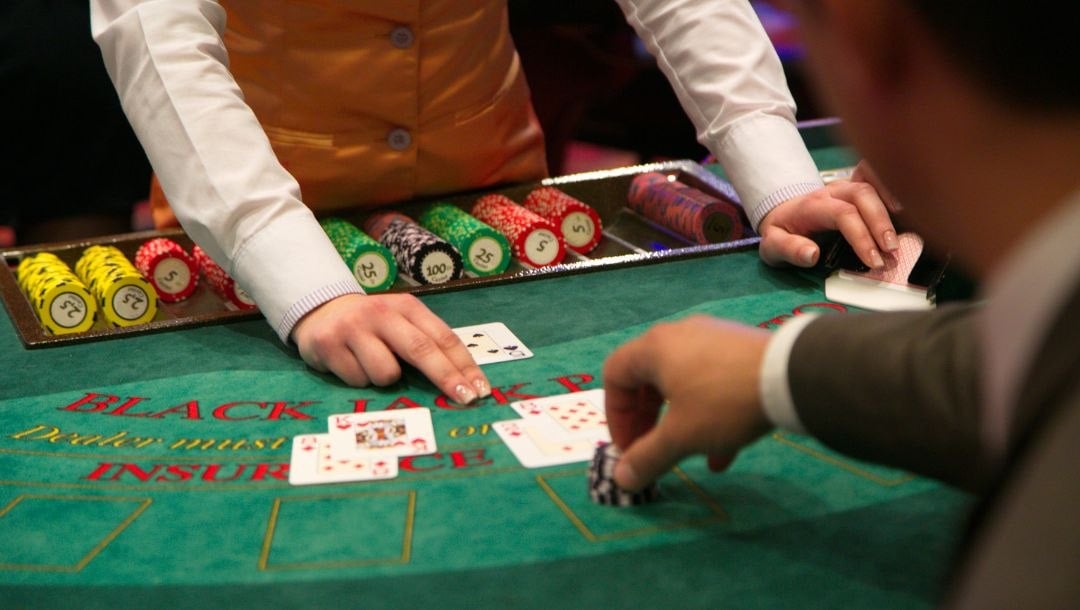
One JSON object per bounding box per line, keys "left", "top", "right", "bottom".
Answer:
{"left": 327, "top": 408, "right": 437, "bottom": 456}
{"left": 288, "top": 434, "right": 399, "bottom": 485}
{"left": 492, "top": 419, "right": 604, "bottom": 468}
{"left": 852, "top": 232, "right": 925, "bottom": 286}
{"left": 824, "top": 232, "right": 935, "bottom": 311}
{"left": 509, "top": 389, "right": 610, "bottom": 442}
{"left": 453, "top": 322, "right": 533, "bottom": 365}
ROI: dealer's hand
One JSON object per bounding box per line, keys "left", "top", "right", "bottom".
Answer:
{"left": 291, "top": 293, "right": 490, "bottom": 404}
{"left": 758, "top": 160, "right": 902, "bottom": 269}
{"left": 602, "top": 315, "right": 773, "bottom": 491}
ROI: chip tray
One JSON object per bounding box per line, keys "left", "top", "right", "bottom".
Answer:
{"left": 0, "top": 160, "right": 759, "bottom": 347}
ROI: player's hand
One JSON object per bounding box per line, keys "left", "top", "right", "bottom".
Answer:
{"left": 602, "top": 315, "right": 773, "bottom": 491}
{"left": 757, "top": 160, "right": 901, "bottom": 269}
{"left": 291, "top": 293, "right": 490, "bottom": 403}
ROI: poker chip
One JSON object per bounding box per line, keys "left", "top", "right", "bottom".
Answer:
{"left": 74, "top": 245, "right": 158, "bottom": 327}
{"left": 522, "top": 187, "right": 603, "bottom": 254}
{"left": 626, "top": 172, "right": 747, "bottom": 244}
{"left": 363, "top": 211, "right": 464, "bottom": 285}
{"left": 320, "top": 218, "right": 398, "bottom": 292}
{"left": 191, "top": 245, "right": 258, "bottom": 311}
{"left": 470, "top": 194, "right": 566, "bottom": 268}
{"left": 16, "top": 252, "right": 97, "bottom": 335}
{"left": 418, "top": 203, "right": 512, "bottom": 276}
{"left": 587, "top": 442, "right": 659, "bottom": 507}
{"left": 134, "top": 237, "right": 199, "bottom": 302}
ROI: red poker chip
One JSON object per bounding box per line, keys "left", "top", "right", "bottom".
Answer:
{"left": 522, "top": 187, "right": 603, "bottom": 254}
{"left": 135, "top": 238, "right": 198, "bottom": 302}
{"left": 471, "top": 195, "right": 566, "bottom": 267}
{"left": 191, "top": 245, "right": 257, "bottom": 311}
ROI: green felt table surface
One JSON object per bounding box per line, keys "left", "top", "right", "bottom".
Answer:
{"left": 0, "top": 244, "right": 971, "bottom": 609}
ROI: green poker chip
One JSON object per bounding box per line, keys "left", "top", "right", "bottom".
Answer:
{"left": 320, "top": 218, "right": 398, "bottom": 292}
{"left": 419, "top": 203, "right": 511, "bottom": 276}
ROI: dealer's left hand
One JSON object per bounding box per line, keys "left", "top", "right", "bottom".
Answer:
{"left": 757, "top": 160, "right": 902, "bottom": 269}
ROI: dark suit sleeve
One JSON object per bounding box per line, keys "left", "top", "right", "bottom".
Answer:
{"left": 787, "top": 304, "right": 989, "bottom": 491}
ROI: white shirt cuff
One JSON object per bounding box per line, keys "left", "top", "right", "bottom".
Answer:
{"left": 759, "top": 312, "right": 820, "bottom": 434}
{"left": 230, "top": 209, "right": 365, "bottom": 343}
{"left": 712, "top": 114, "right": 825, "bottom": 230}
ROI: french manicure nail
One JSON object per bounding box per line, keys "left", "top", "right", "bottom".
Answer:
{"left": 455, "top": 384, "right": 477, "bottom": 404}
{"left": 883, "top": 230, "right": 900, "bottom": 251}
{"left": 870, "top": 249, "right": 885, "bottom": 269}
{"left": 473, "top": 378, "right": 491, "bottom": 398}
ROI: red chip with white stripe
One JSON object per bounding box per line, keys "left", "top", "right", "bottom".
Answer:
{"left": 134, "top": 238, "right": 199, "bottom": 302}
{"left": 470, "top": 194, "right": 566, "bottom": 268}
{"left": 522, "top": 186, "right": 603, "bottom": 254}
{"left": 191, "top": 245, "right": 257, "bottom": 311}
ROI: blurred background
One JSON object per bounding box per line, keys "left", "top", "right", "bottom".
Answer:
{"left": 0, "top": 1, "right": 815, "bottom": 247}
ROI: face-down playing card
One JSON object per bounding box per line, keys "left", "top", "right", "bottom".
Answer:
{"left": 452, "top": 322, "right": 534, "bottom": 365}
{"left": 327, "top": 408, "right": 437, "bottom": 456}
{"left": 288, "top": 434, "right": 399, "bottom": 485}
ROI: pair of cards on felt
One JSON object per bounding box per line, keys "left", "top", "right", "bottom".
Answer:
{"left": 289, "top": 389, "right": 613, "bottom": 485}
{"left": 289, "top": 322, "right": 539, "bottom": 485}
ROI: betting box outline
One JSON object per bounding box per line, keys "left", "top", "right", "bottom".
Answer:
{"left": 259, "top": 489, "right": 416, "bottom": 571}
{"left": 536, "top": 466, "right": 728, "bottom": 542}
{"left": 771, "top": 431, "right": 915, "bottom": 486}
{"left": 0, "top": 493, "right": 152, "bottom": 572}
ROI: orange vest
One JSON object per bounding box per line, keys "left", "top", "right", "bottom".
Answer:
{"left": 152, "top": 0, "right": 547, "bottom": 227}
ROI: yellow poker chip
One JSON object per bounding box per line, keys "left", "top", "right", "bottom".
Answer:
{"left": 75, "top": 245, "right": 160, "bottom": 328}
{"left": 99, "top": 275, "right": 157, "bottom": 327}
{"left": 16, "top": 252, "right": 98, "bottom": 335}
{"left": 35, "top": 282, "right": 97, "bottom": 334}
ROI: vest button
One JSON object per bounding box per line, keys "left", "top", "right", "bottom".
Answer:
{"left": 387, "top": 128, "right": 412, "bottom": 151}
{"left": 390, "top": 26, "right": 414, "bottom": 49}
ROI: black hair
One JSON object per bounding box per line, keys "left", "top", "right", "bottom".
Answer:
{"left": 910, "top": 1, "right": 1079, "bottom": 111}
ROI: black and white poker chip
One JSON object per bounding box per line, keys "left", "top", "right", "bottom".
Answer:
{"left": 587, "top": 442, "right": 659, "bottom": 506}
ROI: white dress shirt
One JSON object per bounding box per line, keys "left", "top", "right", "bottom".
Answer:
{"left": 91, "top": 0, "right": 823, "bottom": 342}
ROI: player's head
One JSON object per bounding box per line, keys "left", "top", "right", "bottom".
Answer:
{"left": 786, "top": 0, "right": 1079, "bottom": 112}
{"left": 784, "top": 0, "right": 1079, "bottom": 273}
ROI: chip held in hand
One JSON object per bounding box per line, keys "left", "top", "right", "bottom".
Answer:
{"left": 588, "top": 442, "right": 660, "bottom": 506}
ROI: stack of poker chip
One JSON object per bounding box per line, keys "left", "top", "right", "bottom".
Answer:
{"left": 418, "top": 203, "right": 511, "bottom": 277}
{"left": 74, "top": 245, "right": 158, "bottom": 327}
{"left": 16, "top": 252, "right": 97, "bottom": 335}
{"left": 627, "top": 172, "right": 747, "bottom": 244}
{"left": 470, "top": 194, "right": 566, "bottom": 268}
{"left": 587, "top": 442, "right": 659, "bottom": 506}
{"left": 191, "top": 245, "right": 257, "bottom": 311}
{"left": 134, "top": 237, "right": 199, "bottom": 303}
{"left": 363, "top": 211, "right": 464, "bottom": 285}
{"left": 522, "top": 187, "right": 603, "bottom": 254}
{"left": 320, "top": 218, "right": 398, "bottom": 292}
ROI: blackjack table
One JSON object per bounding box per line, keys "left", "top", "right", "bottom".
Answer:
{"left": 0, "top": 134, "right": 972, "bottom": 609}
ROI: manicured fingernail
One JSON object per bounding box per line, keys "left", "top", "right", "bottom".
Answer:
{"left": 614, "top": 459, "right": 640, "bottom": 491}
{"left": 473, "top": 378, "right": 491, "bottom": 398}
{"left": 455, "top": 384, "right": 477, "bottom": 404}
{"left": 870, "top": 249, "right": 885, "bottom": 269}
{"left": 883, "top": 230, "right": 899, "bottom": 251}
{"left": 799, "top": 246, "right": 817, "bottom": 266}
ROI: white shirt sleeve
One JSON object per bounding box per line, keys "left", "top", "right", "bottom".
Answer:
{"left": 615, "top": 0, "right": 824, "bottom": 229}
{"left": 90, "top": 0, "right": 363, "bottom": 343}
{"left": 758, "top": 312, "right": 818, "bottom": 434}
